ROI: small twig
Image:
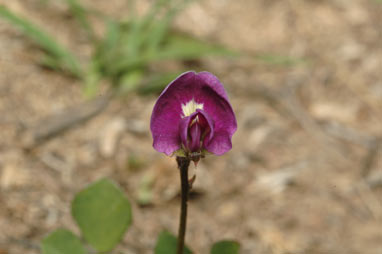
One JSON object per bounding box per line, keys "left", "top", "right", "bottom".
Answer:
{"left": 365, "top": 168, "right": 382, "bottom": 189}
{"left": 21, "top": 93, "right": 112, "bottom": 149}
{"left": 39, "top": 152, "right": 72, "bottom": 172}
{"left": 256, "top": 161, "right": 308, "bottom": 194}
{"left": 331, "top": 190, "right": 370, "bottom": 221}
{"left": 360, "top": 138, "right": 381, "bottom": 178}
{"left": 176, "top": 156, "right": 191, "bottom": 254}
{"left": 249, "top": 77, "right": 329, "bottom": 142}
{"left": 6, "top": 238, "right": 39, "bottom": 251}
{"left": 320, "top": 121, "right": 381, "bottom": 178}
{"left": 353, "top": 180, "right": 382, "bottom": 220}
{"left": 251, "top": 79, "right": 380, "bottom": 173}
{"left": 320, "top": 121, "right": 377, "bottom": 149}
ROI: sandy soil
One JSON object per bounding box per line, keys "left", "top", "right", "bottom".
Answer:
{"left": 0, "top": 0, "right": 381, "bottom": 253}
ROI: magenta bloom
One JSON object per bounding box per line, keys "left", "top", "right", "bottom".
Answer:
{"left": 150, "top": 71, "right": 237, "bottom": 157}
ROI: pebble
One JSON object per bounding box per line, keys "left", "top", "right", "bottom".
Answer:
{"left": 99, "top": 117, "right": 127, "bottom": 158}
{"left": 0, "top": 163, "right": 29, "bottom": 190}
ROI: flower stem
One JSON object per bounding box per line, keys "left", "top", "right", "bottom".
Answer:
{"left": 176, "top": 156, "right": 191, "bottom": 254}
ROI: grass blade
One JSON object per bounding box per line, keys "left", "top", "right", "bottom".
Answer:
{"left": 149, "top": 33, "right": 238, "bottom": 61}
{"left": 0, "top": 6, "right": 82, "bottom": 76}
{"left": 144, "top": 0, "right": 191, "bottom": 54}
{"left": 138, "top": 72, "right": 180, "bottom": 95}
{"left": 64, "top": 0, "right": 95, "bottom": 40}
{"left": 144, "top": 6, "right": 177, "bottom": 54}
{"left": 94, "top": 20, "right": 122, "bottom": 75}
{"left": 123, "top": 0, "right": 170, "bottom": 59}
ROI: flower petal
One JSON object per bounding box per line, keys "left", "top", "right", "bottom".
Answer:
{"left": 189, "top": 122, "right": 201, "bottom": 152}
{"left": 194, "top": 73, "right": 237, "bottom": 155}
{"left": 179, "top": 115, "right": 191, "bottom": 151}
{"left": 178, "top": 110, "right": 214, "bottom": 152}
{"left": 197, "top": 72, "right": 230, "bottom": 101}
{"left": 150, "top": 71, "right": 237, "bottom": 156}
{"left": 150, "top": 72, "right": 195, "bottom": 155}
{"left": 195, "top": 109, "right": 214, "bottom": 143}
{"left": 204, "top": 131, "right": 233, "bottom": 155}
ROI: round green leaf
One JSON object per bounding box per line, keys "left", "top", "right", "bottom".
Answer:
{"left": 210, "top": 240, "right": 240, "bottom": 254}
{"left": 154, "top": 231, "right": 192, "bottom": 254}
{"left": 41, "top": 229, "right": 85, "bottom": 254}
{"left": 72, "top": 178, "right": 132, "bottom": 252}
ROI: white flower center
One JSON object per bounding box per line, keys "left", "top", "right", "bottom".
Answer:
{"left": 181, "top": 98, "right": 203, "bottom": 117}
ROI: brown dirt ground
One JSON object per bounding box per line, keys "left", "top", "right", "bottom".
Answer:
{"left": 0, "top": 0, "right": 382, "bottom": 254}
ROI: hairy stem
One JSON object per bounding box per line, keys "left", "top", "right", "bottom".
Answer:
{"left": 176, "top": 156, "right": 191, "bottom": 254}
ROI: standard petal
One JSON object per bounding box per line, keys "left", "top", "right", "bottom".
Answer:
{"left": 150, "top": 71, "right": 237, "bottom": 156}
{"left": 194, "top": 74, "right": 237, "bottom": 155}
{"left": 150, "top": 72, "right": 195, "bottom": 155}
{"left": 197, "top": 72, "right": 230, "bottom": 101}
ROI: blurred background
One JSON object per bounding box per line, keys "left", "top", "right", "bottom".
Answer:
{"left": 0, "top": 0, "right": 381, "bottom": 253}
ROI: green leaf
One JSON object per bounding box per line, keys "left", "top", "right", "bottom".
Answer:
{"left": 41, "top": 229, "right": 86, "bottom": 254}
{"left": 72, "top": 178, "right": 132, "bottom": 252}
{"left": 138, "top": 72, "right": 179, "bottom": 95}
{"left": 153, "top": 33, "right": 238, "bottom": 61}
{"left": 144, "top": 0, "right": 185, "bottom": 53}
{"left": 124, "top": 19, "right": 144, "bottom": 59}
{"left": 64, "top": 0, "right": 95, "bottom": 40}
{"left": 210, "top": 240, "right": 240, "bottom": 254}
{"left": 83, "top": 60, "right": 102, "bottom": 97}
{"left": 144, "top": 16, "right": 171, "bottom": 53}
{"left": 136, "top": 172, "right": 154, "bottom": 205}
{"left": 119, "top": 69, "right": 144, "bottom": 93}
{"left": 155, "top": 231, "right": 192, "bottom": 254}
{"left": 0, "top": 6, "right": 82, "bottom": 77}
{"left": 111, "top": 33, "right": 237, "bottom": 74}
{"left": 94, "top": 20, "right": 122, "bottom": 73}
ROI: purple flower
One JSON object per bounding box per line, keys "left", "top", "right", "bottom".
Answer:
{"left": 150, "top": 71, "right": 237, "bottom": 158}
